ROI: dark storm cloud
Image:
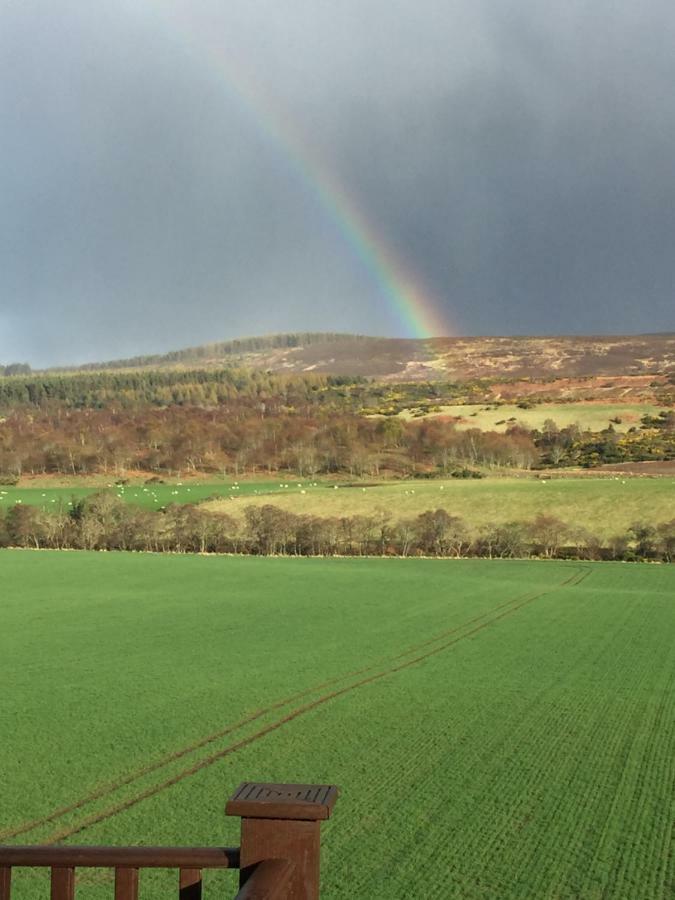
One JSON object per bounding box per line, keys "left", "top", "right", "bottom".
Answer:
{"left": 1, "top": 0, "right": 673, "bottom": 366}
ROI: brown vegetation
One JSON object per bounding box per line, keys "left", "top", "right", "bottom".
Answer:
{"left": 0, "top": 407, "right": 538, "bottom": 479}
{"left": 55, "top": 331, "right": 675, "bottom": 381}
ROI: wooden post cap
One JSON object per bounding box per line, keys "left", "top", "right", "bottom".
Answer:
{"left": 226, "top": 783, "right": 338, "bottom": 821}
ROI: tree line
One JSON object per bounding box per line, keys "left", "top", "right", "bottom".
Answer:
{"left": 0, "top": 364, "right": 491, "bottom": 416}
{"left": 0, "top": 363, "right": 31, "bottom": 377}
{"left": 2, "top": 496, "right": 673, "bottom": 562}
{"left": 0, "top": 367, "right": 367, "bottom": 411}
{"left": 2, "top": 405, "right": 673, "bottom": 481}
{"left": 0, "top": 407, "right": 538, "bottom": 479}
{"left": 0, "top": 365, "right": 470, "bottom": 415}
{"left": 0, "top": 333, "right": 369, "bottom": 377}
{"left": 74, "top": 331, "right": 372, "bottom": 371}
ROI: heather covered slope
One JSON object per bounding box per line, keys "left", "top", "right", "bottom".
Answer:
{"left": 61, "top": 331, "right": 675, "bottom": 381}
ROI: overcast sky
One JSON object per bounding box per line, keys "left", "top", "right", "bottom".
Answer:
{"left": 1, "top": 1, "right": 674, "bottom": 366}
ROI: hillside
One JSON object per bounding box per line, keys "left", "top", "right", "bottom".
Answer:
{"left": 67, "top": 332, "right": 675, "bottom": 381}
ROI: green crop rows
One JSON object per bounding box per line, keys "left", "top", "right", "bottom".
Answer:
{"left": 0, "top": 552, "right": 673, "bottom": 898}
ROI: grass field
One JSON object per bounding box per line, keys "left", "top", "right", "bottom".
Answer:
{"left": 401, "top": 401, "right": 662, "bottom": 432}
{"left": 3, "top": 475, "right": 674, "bottom": 539}
{"left": 0, "top": 479, "right": 325, "bottom": 511}
{"left": 207, "top": 476, "right": 675, "bottom": 537}
{"left": 1, "top": 552, "right": 673, "bottom": 898}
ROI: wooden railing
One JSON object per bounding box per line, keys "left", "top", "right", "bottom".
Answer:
{"left": 0, "top": 782, "right": 338, "bottom": 900}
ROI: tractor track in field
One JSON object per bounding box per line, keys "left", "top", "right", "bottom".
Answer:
{"left": 0, "top": 590, "right": 536, "bottom": 842}
{"left": 2, "top": 574, "right": 566, "bottom": 842}
{"left": 2, "top": 565, "right": 591, "bottom": 844}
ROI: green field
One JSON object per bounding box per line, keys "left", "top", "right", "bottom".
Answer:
{"left": 208, "top": 476, "right": 675, "bottom": 537}
{"left": 1, "top": 552, "right": 673, "bottom": 898}
{"left": 0, "top": 479, "right": 325, "bottom": 511}
{"left": 402, "top": 401, "right": 661, "bottom": 432}
{"left": 4, "top": 475, "right": 675, "bottom": 542}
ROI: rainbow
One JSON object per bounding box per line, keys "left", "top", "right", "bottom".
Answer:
{"left": 146, "top": 4, "right": 453, "bottom": 338}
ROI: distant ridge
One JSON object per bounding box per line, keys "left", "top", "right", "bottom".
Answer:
{"left": 56, "top": 331, "right": 675, "bottom": 381}
{"left": 75, "top": 332, "right": 372, "bottom": 371}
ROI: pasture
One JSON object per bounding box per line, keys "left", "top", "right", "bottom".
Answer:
{"left": 1, "top": 552, "right": 673, "bottom": 898}
{"left": 207, "top": 475, "right": 675, "bottom": 537}
{"left": 0, "top": 479, "right": 324, "bottom": 511}
{"left": 3, "top": 475, "right": 674, "bottom": 541}
{"left": 401, "top": 401, "right": 661, "bottom": 432}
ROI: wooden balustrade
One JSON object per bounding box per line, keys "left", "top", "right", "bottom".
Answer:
{"left": 0, "top": 782, "right": 338, "bottom": 900}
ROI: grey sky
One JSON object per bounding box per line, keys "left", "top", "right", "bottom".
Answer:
{"left": 1, "top": 1, "right": 674, "bottom": 366}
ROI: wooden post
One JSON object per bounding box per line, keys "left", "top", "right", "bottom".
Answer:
{"left": 114, "top": 867, "right": 139, "bottom": 900}
{"left": 178, "top": 868, "right": 202, "bottom": 899}
{"left": 50, "top": 867, "right": 75, "bottom": 900}
{"left": 0, "top": 867, "right": 10, "bottom": 900}
{"left": 226, "top": 782, "right": 338, "bottom": 900}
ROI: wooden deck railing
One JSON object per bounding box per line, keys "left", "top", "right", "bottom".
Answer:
{"left": 0, "top": 782, "right": 338, "bottom": 900}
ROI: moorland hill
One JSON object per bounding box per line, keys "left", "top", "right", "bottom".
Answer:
{"left": 66, "top": 331, "right": 675, "bottom": 381}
